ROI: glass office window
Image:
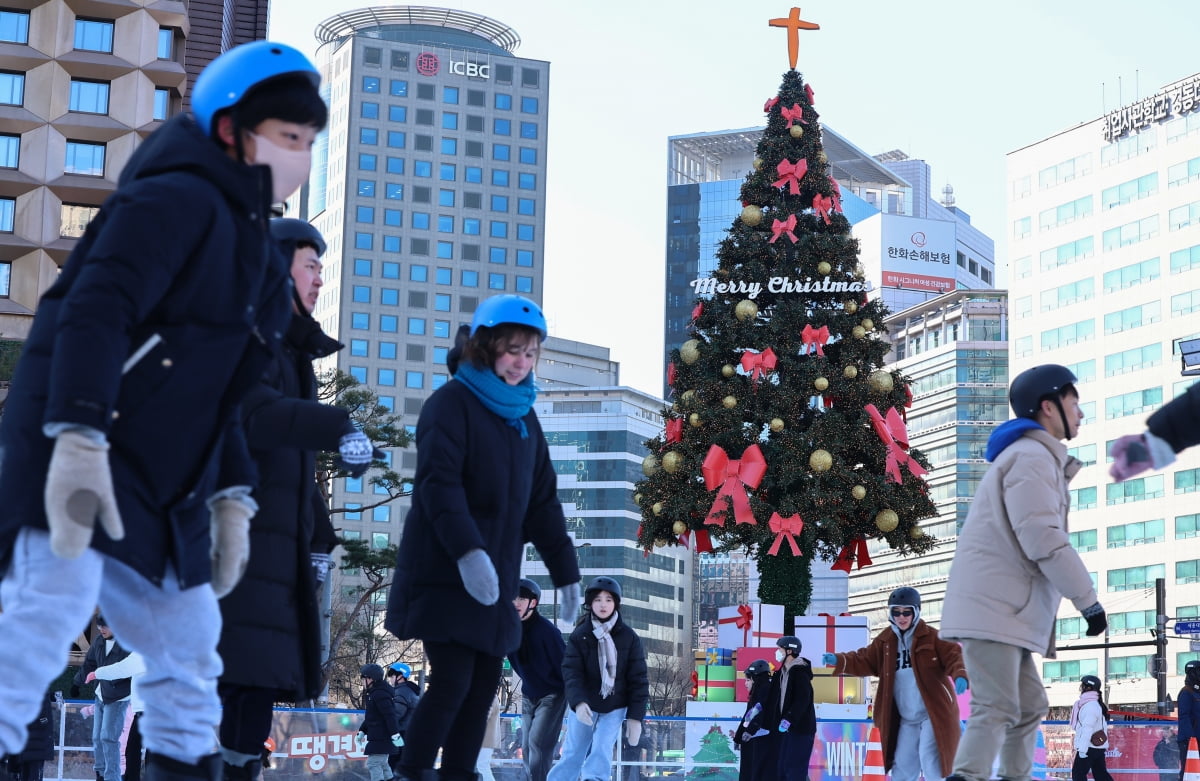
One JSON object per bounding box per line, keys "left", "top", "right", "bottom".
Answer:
{"left": 351, "top": 313, "right": 369, "bottom": 330}
{"left": 488, "top": 273, "right": 505, "bottom": 290}
{"left": 520, "top": 96, "right": 539, "bottom": 114}
{"left": 414, "top": 161, "right": 431, "bottom": 178}
{"left": 352, "top": 286, "right": 371, "bottom": 303}
{"left": 153, "top": 88, "right": 170, "bottom": 120}
{"left": 359, "top": 153, "right": 377, "bottom": 171}
{"left": 516, "top": 250, "right": 534, "bottom": 266}
{"left": 388, "top": 105, "right": 407, "bottom": 122}
{"left": 491, "top": 195, "right": 509, "bottom": 212}
{"left": 361, "top": 102, "right": 379, "bottom": 120}
{"left": 462, "top": 270, "right": 479, "bottom": 287}
{"left": 438, "top": 189, "right": 455, "bottom": 207}
{"left": 442, "top": 112, "right": 458, "bottom": 130}
{"left": 0, "top": 10, "right": 29, "bottom": 43}
{"left": 516, "top": 276, "right": 533, "bottom": 293}
{"left": 390, "top": 80, "right": 408, "bottom": 97}
{"left": 407, "top": 318, "right": 426, "bottom": 335}
{"left": 385, "top": 183, "right": 403, "bottom": 200}
{"left": 518, "top": 198, "right": 536, "bottom": 215}
{"left": 494, "top": 119, "right": 511, "bottom": 136}
{"left": 410, "top": 265, "right": 428, "bottom": 282}
{"left": 69, "top": 80, "right": 109, "bottom": 114}
{"left": 379, "top": 342, "right": 397, "bottom": 360}
{"left": 350, "top": 339, "right": 368, "bottom": 357}
{"left": 433, "top": 320, "right": 451, "bottom": 338}
{"left": 378, "top": 368, "right": 396, "bottom": 386}
{"left": 465, "top": 166, "right": 483, "bottom": 183}
{"left": 495, "top": 93, "right": 511, "bottom": 110}
{"left": 386, "top": 131, "right": 406, "bottom": 149}
{"left": 382, "top": 262, "right": 400, "bottom": 279}
{"left": 406, "top": 371, "right": 424, "bottom": 389}
{"left": 380, "top": 315, "right": 398, "bottom": 333}
{"left": 490, "top": 221, "right": 508, "bottom": 238}
{"left": 490, "top": 247, "right": 507, "bottom": 264}
{"left": 517, "top": 224, "right": 534, "bottom": 241}
{"left": 356, "top": 205, "right": 375, "bottom": 223}
{"left": 463, "top": 217, "right": 481, "bottom": 235}
{"left": 412, "top": 212, "right": 430, "bottom": 230}
{"left": 519, "top": 122, "right": 538, "bottom": 140}
{"left": 435, "top": 293, "right": 451, "bottom": 311}
{"left": 384, "top": 209, "right": 402, "bottom": 226}
{"left": 492, "top": 170, "right": 509, "bottom": 187}
{"left": 74, "top": 19, "right": 113, "bottom": 52}
{"left": 518, "top": 172, "right": 537, "bottom": 190}
{"left": 441, "top": 137, "right": 457, "bottom": 155}
{"left": 519, "top": 147, "right": 537, "bottom": 165}
{"left": 436, "top": 241, "right": 453, "bottom": 259}
{"left": 493, "top": 144, "right": 511, "bottom": 161}
{"left": 65, "top": 141, "right": 105, "bottom": 176}
{"left": 0, "top": 197, "right": 13, "bottom": 232}
{"left": 381, "top": 289, "right": 399, "bottom": 306}
{"left": 435, "top": 267, "right": 452, "bottom": 284}
{"left": 0, "top": 71, "right": 24, "bottom": 105}
{"left": 439, "top": 163, "right": 456, "bottom": 181}
{"left": 437, "top": 215, "right": 454, "bottom": 232}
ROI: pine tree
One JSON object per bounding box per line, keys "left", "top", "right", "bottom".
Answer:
{"left": 636, "top": 69, "right": 937, "bottom": 621}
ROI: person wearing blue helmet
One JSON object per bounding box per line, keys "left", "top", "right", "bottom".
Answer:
{"left": 0, "top": 39, "right": 325, "bottom": 781}
{"left": 385, "top": 294, "right": 581, "bottom": 781}
{"left": 386, "top": 662, "right": 420, "bottom": 775}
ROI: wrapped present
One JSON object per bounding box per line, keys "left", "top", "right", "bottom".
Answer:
{"left": 717, "top": 603, "right": 786, "bottom": 648}
{"left": 696, "top": 664, "right": 736, "bottom": 702}
{"left": 793, "top": 612, "right": 869, "bottom": 658}
{"left": 703, "top": 648, "right": 733, "bottom": 666}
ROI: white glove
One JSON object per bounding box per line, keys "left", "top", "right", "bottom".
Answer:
{"left": 457, "top": 548, "right": 499, "bottom": 605}
{"left": 626, "top": 719, "right": 642, "bottom": 746}
{"left": 575, "top": 703, "right": 594, "bottom": 726}
{"left": 391, "top": 733, "right": 404, "bottom": 747}
{"left": 558, "top": 582, "right": 581, "bottom": 623}
{"left": 355, "top": 732, "right": 368, "bottom": 751}
{"left": 210, "top": 497, "right": 255, "bottom": 598}
{"left": 44, "top": 431, "right": 124, "bottom": 558}
{"left": 80, "top": 704, "right": 95, "bottom": 718}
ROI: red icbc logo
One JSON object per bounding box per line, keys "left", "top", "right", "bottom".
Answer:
{"left": 415, "top": 52, "right": 439, "bottom": 76}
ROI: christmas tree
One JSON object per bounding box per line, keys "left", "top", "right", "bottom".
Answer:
{"left": 635, "top": 9, "right": 937, "bottom": 619}
{"left": 688, "top": 726, "right": 739, "bottom": 781}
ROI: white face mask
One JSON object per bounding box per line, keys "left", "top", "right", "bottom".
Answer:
{"left": 248, "top": 132, "right": 312, "bottom": 204}
{"left": 775, "top": 649, "right": 786, "bottom": 663}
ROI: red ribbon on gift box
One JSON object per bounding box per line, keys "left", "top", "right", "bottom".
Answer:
{"left": 718, "top": 603, "right": 755, "bottom": 646}
{"left": 817, "top": 612, "right": 855, "bottom": 655}
{"left": 702, "top": 444, "right": 767, "bottom": 527}
{"left": 774, "top": 159, "right": 808, "bottom": 195}
{"left": 767, "top": 512, "right": 804, "bottom": 557}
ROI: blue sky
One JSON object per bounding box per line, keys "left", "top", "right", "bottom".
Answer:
{"left": 270, "top": 0, "right": 1200, "bottom": 394}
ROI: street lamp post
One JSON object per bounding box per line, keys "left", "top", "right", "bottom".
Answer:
{"left": 553, "top": 541, "right": 591, "bottom": 629}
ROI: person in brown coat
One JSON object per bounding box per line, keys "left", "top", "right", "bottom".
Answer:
{"left": 823, "top": 587, "right": 967, "bottom": 781}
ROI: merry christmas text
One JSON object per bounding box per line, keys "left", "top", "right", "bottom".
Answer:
{"left": 690, "top": 276, "right": 872, "bottom": 299}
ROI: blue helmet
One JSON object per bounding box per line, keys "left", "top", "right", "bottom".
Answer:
{"left": 192, "top": 40, "right": 320, "bottom": 137}
{"left": 388, "top": 662, "right": 412, "bottom": 679}
{"left": 470, "top": 295, "right": 547, "bottom": 341}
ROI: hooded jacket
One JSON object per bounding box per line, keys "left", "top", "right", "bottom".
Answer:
{"left": 829, "top": 617, "right": 967, "bottom": 776}
{"left": 0, "top": 114, "right": 291, "bottom": 587}
{"left": 360, "top": 681, "right": 400, "bottom": 755}
{"left": 941, "top": 420, "right": 1097, "bottom": 656}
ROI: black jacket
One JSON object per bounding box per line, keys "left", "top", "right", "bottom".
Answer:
{"left": 392, "top": 681, "right": 419, "bottom": 734}
{"left": 733, "top": 673, "right": 773, "bottom": 743}
{"left": 218, "top": 312, "right": 347, "bottom": 701}
{"left": 75, "top": 635, "right": 132, "bottom": 704}
{"left": 509, "top": 609, "right": 566, "bottom": 702}
{"left": 0, "top": 114, "right": 291, "bottom": 587}
{"left": 360, "top": 682, "right": 400, "bottom": 755}
{"left": 767, "top": 659, "right": 816, "bottom": 735}
{"left": 562, "top": 613, "right": 649, "bottom": 721}
{"left": 1149, "top": 384, "right": 1200, "bottom": 454}
{"left": 385, "top": 380, "right": 580, "bottom": 658}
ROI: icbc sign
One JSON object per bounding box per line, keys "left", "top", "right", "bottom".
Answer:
{"left": 450, "top": 60, "right": 490, "bottom": 78}
{"left": 415, "top": 52, "right": 439, "bottom": 76}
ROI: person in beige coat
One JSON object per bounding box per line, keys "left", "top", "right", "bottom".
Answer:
{"left": 941, "top": 364, "right": 1107, "bottom": 781}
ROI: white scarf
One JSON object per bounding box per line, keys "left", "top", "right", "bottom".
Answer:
{"left": 592, "top": 612, "right": 619, "bottom": 698}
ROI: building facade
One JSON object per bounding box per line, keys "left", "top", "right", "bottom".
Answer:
{"left": 1007, "top": 70, "right": 1200, "bottom": 709}
{"left": 307, "top": 7, "right": 550, "bottom": 556}
{"left": 0, "top": 0, "right": 267, "bottom": 342}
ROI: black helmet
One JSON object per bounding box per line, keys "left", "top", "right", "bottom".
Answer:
{"left": 585, "top": 576, "right": 622, "bottom": 607}
{"left": 360, "top": 663, "right": 384, "bottom": 682}
{"left": 518, "top": 578, "right": 542, "bottom": 601}
{"left": 1009, "top": 364, "right": 1077, "bottom": 418}
{"left": 270, "top": 217, "right": 327, "bottom": 258}
{"left": 776, "top": 635, "right": 801, "bottom": 654}
{"left": 745, "top": 659, "right": 771, "bottom": 677}
{"left": 887, "top": 587, "right": 921, "bottom": 610}
{"left": 1186, "top": 660, "right": 1200, "bottom": 677}
{"left": 1080, "top": 674, "right": 1102, "bottom": 690}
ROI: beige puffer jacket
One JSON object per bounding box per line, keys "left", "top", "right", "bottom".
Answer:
{"left": 941, "top": 427, "right": 1097, "bottom": 657}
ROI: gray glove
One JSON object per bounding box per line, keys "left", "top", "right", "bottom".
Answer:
{"left": 44, "top": 431, "right": 124, "bottom": 558}
{"left": 457, "top": 548, "right": 499, "bottom": 605}
{"left": 558, "top": 582, "right": 582, "bottom": 623}
{"left": 336, "top": 430, "right": 374, "bottom": 478}
{"left": 210, "top": 497, "right": 255, "bottom": 598}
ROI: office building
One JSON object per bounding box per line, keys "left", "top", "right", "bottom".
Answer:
{"left": 308, "top": 7, "right": 550, "bottom": 554}
{"left": 0, "top": 0, "right": 268, "bottom": 343}
{"left": 1007, "top": 69, "right": 1200, "bottom": 708}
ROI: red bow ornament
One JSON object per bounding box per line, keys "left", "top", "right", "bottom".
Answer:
{"left": 864, "top": 403, "right": 928, "bottom": 484}
{"left": 800, "top": 324, "right": 830, "bottom": 357}
{"left": 667, "top": 362, "right": 677, "bottom": 389}
{"left": 702, "top": 444, "right": 767, "bottom": 527}
{"left": 693, "top": 528, "right": 713, "bottom": 553}
{"left": 805, "top": 84, "right": 815, "bottom": 105}
{"left": 813, "top": 193, "right": 834, "bottom": 225}
{"left": 773, "top": 159, "right": 809, "bottom": 196}
{"left": 740, "top": 348, "right": 778, "bottom": 383}
{"left": 665, "top": 417, "right": 683, "bottom": 445}
{"left": 831, "top": 536, "right": 872, "bottom": 572}
{"left": 902, "top": 384, "right": 914, "bottom": 422}
{"left": 767, "top": 513, "right": 804, "bottom": 557}
{"left": 780, "top": 103, "right": 807, "bottom": 128}
{"left": 769, "top": 214, "right": 799, "bottom": 244}
{"left": 827, "top": 176, "right": 843, "bottom": 213}
{"left": 764, "top": 96, "right": 780, "bottom": 113}
{"left": 691, "top": 302, "right": 704, "bottom": 323}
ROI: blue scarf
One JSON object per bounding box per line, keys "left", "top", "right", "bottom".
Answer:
{"left": 454, "top": 362, "right": 538, "bottom": 438}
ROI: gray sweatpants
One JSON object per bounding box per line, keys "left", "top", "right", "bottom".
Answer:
{"left": 892, "top": 717, "right": 942, "bottom": 781}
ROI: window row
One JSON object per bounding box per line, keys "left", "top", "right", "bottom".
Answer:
{"left": 352, "top": 234, "right": 539, "bottom": 262}
{"left": 0, "top": 10, "right": 178, "bottom": 60}
{"left": 356, "top": 129, "right": 538, "bottom": 165}
{"left": 0, "top": 135, "right": 110, "bottom": 176}
{"left": 360, "top": 77, "right": 540, "bottom": 114}
{"left": 355, "top": 155, "right": 538, "bottom": 188}
{"left": 360, "top": 102, "right": 539, "bottom": 140}
{"left": 0, "top": 72, "right": 172, "bottom": 120}
{"left": 345, "top": 366, "right": 448, "bottom": 392}
{"left": 355, "top": 198, "right": 536, "bottom": 222}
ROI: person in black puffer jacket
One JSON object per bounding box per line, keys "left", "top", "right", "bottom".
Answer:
{"left": 358, "top": 665, "right": 401, "bottom": 781}
{"left": 550, "top": 577, "right": 648, "bottom": 781}
{"left": 385, "top": 662, "right": 420, "bottom": 776}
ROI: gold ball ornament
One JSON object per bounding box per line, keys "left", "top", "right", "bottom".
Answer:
{"left": 789, "top": 125, "right": 804, "bottom": 139}
{"left": 634, "top": 493, "right": 643, "bottom": 505}
{"left": 681, "top": 389, "right": 697, "bottom": 404}
{"left": 813, "top": 376, "right": 829, "bottom": 391}
{"left": 844, "top": 365, "right": 859, "bottom": 379}
{"left": 851, "top": 485, "right": 867, "bottom": 500}
{"left": 653, "top": 538, "right": 668, "bottom": 548}
{"left": 817, "top": 261, "right": 832, "bottom": 276}
{"left": 641, "top": 455, "right": 659, "bottom": 476}
{"left": 734, "top": 299, "right": 759, "bottom": 321}
{"left": 688, "top": 413, "right": 703, "bottom": 428}
{"left": 672, "top": 520, "right": 688, "bottom": 536}
{"left": 722, "top": 395, "right": 738, "bottom": 410}
{"left": 680, "top": 339, "right": 701, "bottom": 364}
{"left": 721, "top": 364, "right": 736, "bottom": 378}
{"left": 852, "top": 326, "right": 866, "bottom": 339}
{"left": 843, "top": 300, "right": 858, "bottom": 314}
{"left": 769, "top": 418, "right": 785, "bottom": 433}
{"left": 816, "top": 151, "right": 828, "bottom": 164}
{"left": 869, "top": 370, "right": 894, "bottom": 393}
{"left": 809, "top": 449, "right": 833, "bottom": 472}
{"left": 875, "top": 509, "right": 899, "bottom": 533}
{"left": 741, "top": 205, "right": 764, "bottom": 226}
{"left": 909, "top": 526, "right": 925, "bottom": 540}
{"left": 661, "top": 451, "right": 684, "bottom": 474}
{"left": 861, "top": 318, "right": 875, "bottom": 330}
{"left": 652, "top": 502, "right": 664, "bottom": 516}
{"left": 752, "top": 157, "right": 763, "bottom": 171}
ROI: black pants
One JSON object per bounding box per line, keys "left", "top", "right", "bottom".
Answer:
{"left": 399, "top": 642, "right": 502, "bottom": 781}
{"left": 125, "top": 712, "right": 144, "bottom": 781}
{"left": 1072, "top": 747, "right": 1114, "bottom": 781}
{"left": 218, "top": 685, "right": 278, "bottom": 757}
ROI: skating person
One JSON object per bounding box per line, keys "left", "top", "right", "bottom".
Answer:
{"left": 357, "top": 665, "right": 402, "bottom": 781}
{"left": 732, "top": 659, "right": 777, "bottom": 781}
{"left": 0, "top": 39, "right": 326, "bottom": 781}
{"left": 1070, "top": 675, "right": 1112, "bottom": 781}
{"left": 549, "top": 577, "right": 649, "bottom": 781}
{"left": 941, "top": 365, "right": 1105, "bottom": 781}
{"left": 509, "top": 578, "right": 568, "bottom": 781}
{"left": 823, "top": 587, "right": 968, "bottom": 781}
{"left": 385, "top": 294, "right": 581, "bottom": 781}
{"left": 768, "top": 636, "right": 816, "bottom": 781}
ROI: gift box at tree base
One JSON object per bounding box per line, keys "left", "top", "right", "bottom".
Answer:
{"left": 716, "top": 602, "right": 785, "bottom": 648}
